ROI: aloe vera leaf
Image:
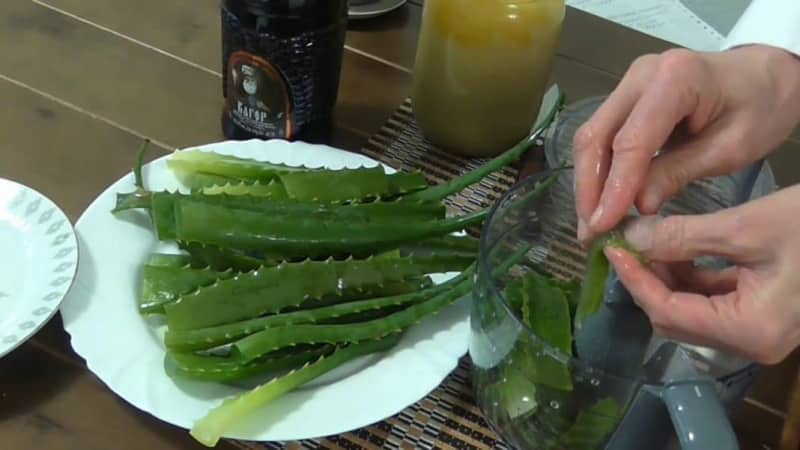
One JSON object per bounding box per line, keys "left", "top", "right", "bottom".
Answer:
{"left": 174, "top": 198, "right": 486, "bottom": 259}
{"left": 144, "top": 191, "right": 446, "bottom": 235}
{"left": 187, "top": 172, "right": 243, "bottom": 189}
{"left": 178, "top": 241, "right": 280, "bottom": 272}
{"left": 164, "top": 272, "right": 463, "bottom": 352}
{"left": 517, "top": 272, "right": 573, "bottom": 391}
{"left": 200, "top": 179, "right": 287, "bottom": 198}
{"left": 111, "top": 140, "right": 154, "bottom": 214}
{"left": 386, "top": 172, "right": 429, "bottom": 195}
{"left": 522, "top": 272, "right": 573, "bottom": 355}
{"left": 279, "top": 170, "right": 427, "bottom": 202}
{"left": 285, "top": 276, "right": 433, "bottom": 311}
{"left": 189, "top": 334, "right": 402, "bottom": 447}
{"left": 400, "top": 234, "right": 478, "bottom": 257}
{"left": 558, "top": 398, "right": 622, "bottom": 450}
{"left": 167, "top": 150, "right": 308, "bottom": 184}
{"left": 168, "top": 150, "right": 423, "bottom": 203}
{"left": 315, "top": 304, "right": 407, "bottom": 324}
{"left": 277, "top": 165, "right": 388, "bottom": 202}
{"left": 165, "top": 344, "right": 334, "bottom": 383}
{"left": 146, "top": 253, "right": 192, "bottom": 268}
{"left": 112, "top": 191, "right": 152, "bottom": 213}
{"left": 164, "top": 255, "right": 472, "bottom": 331}
{"left": 233, "top": 275, "right": 472, "bottom": 362}
{"left": 529, "top": 386, "right": 577, "bottom": 450}
{"left": 402, "top": 137, "right": 537, "bottom": 202}
{"left": 574, "top": 230, "right": 640, "bottom": 331}
{"left": 132, "top": 139, "right": 149, "bottom": 189}
{"left": 275, "top": 171, "right": 427, "bottom": 202}
{"left": 164, "top": 278, "right": 429, "bottom": 351}
{"left": 500, "top": 283, "right": 571, "bottom": 397}
{"left": 400, "top": 109, "right": 570, "bottom": 203}
{"left": 555, "top": 278, "right": 581, "bottom": 317}
{"left": 497, "top": 362, "right": 539, "bottom": 419}
{"left": 139, "top": 264, "right": 237, "bottom": 315}
{"left": 151, "top": 191, "right": 179, "bottom": 240}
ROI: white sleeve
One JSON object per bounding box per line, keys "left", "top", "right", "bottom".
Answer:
{"left": 722, "top": 0, "right": 800, "bottom": 56}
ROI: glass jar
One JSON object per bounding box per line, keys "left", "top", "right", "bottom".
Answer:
{"left": 411, "top": 0, "right": 565, "bottom": 157}
{"left": 220, "top": 0, "right": 348, "bottom": 143}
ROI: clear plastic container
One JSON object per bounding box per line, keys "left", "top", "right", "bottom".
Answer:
{"left": 470, "top": 102, "right": 776, "bottom": 448}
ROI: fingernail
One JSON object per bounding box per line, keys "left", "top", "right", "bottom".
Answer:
{"left": 604, "top": 247, "right": 625, "bottom": 266}
{"left": 641, "top": 188, "right": 662, "bottom": 213}
{"left": 577, "top": 219, "right": 588, "bottom": 242}
{"left": 623, "top": 216, "right": 657, "bottom": 252}
{"left": 588, "top": 204, "right": 604, "bottom": 228}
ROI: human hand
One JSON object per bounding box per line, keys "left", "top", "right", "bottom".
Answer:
{"left": 573, "top": 45, "right": 800, "bottom": 243}
{"left": 604, "top": 184, "right": 800, "bottom": 365}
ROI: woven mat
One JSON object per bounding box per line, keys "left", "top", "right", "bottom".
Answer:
{"left": 230, "top": 100, "right": 547, "bottom": 450}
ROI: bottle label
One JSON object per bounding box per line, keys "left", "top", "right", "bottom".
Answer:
{"left": 223, "top": 51, "right": 293, "bottom": 139}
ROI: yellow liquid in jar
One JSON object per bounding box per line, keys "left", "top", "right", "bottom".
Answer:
{"left": 412, "top": 0, "right": 565, "bottom": 157}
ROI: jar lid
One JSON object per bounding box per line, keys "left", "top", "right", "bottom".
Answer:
{"left": 225, "top": 0, "right": 348, "bottom": 29}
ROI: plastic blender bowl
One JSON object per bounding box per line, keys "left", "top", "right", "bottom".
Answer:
{"left": 470, "top": 97, "right": 776, "bottom": 450}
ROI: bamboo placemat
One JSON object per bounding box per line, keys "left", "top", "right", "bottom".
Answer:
{"left": 229, "top": 100, "right": 546, "bottom": 450}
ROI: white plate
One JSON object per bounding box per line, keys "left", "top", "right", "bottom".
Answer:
{"left": 0, "top": 178, "right": 78, "bottom": 358}
{"left": 349, "top": 0, "right": 407, "bottom": 20}
{"left": 60, "top": 139, "right": 470, "bottom": 442}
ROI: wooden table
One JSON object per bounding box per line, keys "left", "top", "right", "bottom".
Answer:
{"left": 1, "top": 1, "right": 798, "bottom": 449}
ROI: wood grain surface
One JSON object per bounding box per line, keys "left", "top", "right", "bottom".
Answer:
{"left": 1, "top": 0, "right": 797, "bottom": 448}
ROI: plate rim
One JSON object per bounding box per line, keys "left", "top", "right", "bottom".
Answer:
{"left": 59, "top": 138, "right": 470, "bottom": 442}
{"left": 0, "top": 177, "right": 79, "bottom": 359}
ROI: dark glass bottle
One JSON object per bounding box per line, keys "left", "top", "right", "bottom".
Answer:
{"left": 220, "top": 0, "right": 348, "bottom": 143}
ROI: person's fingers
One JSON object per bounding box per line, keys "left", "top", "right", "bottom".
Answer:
{"left": 621, "top": 214, "right": 749, "bottom": 262}
{"left": 573, "top": 56, "right": 656, "bottom": 239}
{"left": 672, "top": 264, "right": 739, "bottom": 295}
{"left": 588, "top": 51, "right": 714, "bottom": 233}
{"left": 646, "top": 261, "right": 738, "bottom": 295}
{"left": 634, "top": 119, "right": 750, "bottom": 214}
{"left": 647, "top": 261, "right": 682, "bottom": 289}
{"left": 608, "top": 245, "right": 798, "bottom": 364}
{"left": 604, "top": 247, "right": 736, "bottom": 349}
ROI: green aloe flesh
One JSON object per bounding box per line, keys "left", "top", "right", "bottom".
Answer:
{"left": 189, "top": 334, "right": 402, "bottom": 447}
{"left": 233, "top": 274, "right": 473, "bottom": 363}
{"left": 167, "top": 150, "right": 314, "bottom": 183}
{"left": 164, "top": 272, "right": 463, "bottom": 352}
{"left": 164, "top": 255, "right": 472, "bottom": 331}
{"left": 111, "top": 134, "right": 549, "bottom": 446}
{"left": 574, "top": 230, "right": 640, "bottom": 331}
{"left": 166, "top": 150, "right": 428, "bottom": 202}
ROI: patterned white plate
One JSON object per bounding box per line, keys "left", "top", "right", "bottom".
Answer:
{"left": 0, "top": 178, "right": 78, "bottom": 358}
